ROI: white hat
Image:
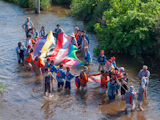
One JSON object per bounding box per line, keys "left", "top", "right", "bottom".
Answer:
{"left": 143, "top": 65, "right": 148, "bottom": 70}
{"left": 75, "top": 26, "right": 79, "bottom": 30}
{"left": 119, "top": 67, "right": 125, "bottom": 72}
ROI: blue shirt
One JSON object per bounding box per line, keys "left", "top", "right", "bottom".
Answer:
{"left": 97, "top": 55, "right": 107, "bottom": 65}
{"left": 84, "top": 51, "right": 92, "bottom": 63}
{"left": 56, "top": 67, "right": 65, "bottom": 82}
{"left": 108, "top": 82, "right": 119, "bottom": 96}
{"left": 50, "top": 65, "right": 57, "bottom": 73}
{"left": 84, "top": 34, "right": 89, "bottom": 44}
{"left": 54, "top": 28, "right": 62, "bottom": 34}
{"left": 65, "top": 71, "right": 75, "bottom": 82}
{"left": 138, "top": 70, "right": 150, "bottom": 79}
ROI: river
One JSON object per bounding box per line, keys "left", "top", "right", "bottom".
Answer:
{"left": 0, "top": 1, "right": 160, "bottom": 120}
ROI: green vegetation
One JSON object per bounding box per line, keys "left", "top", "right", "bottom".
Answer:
{"left": 71, "top": 0, "right": 160, "bottom": 59}
{"left": 3, "top": 0, "right": 51, "bottom": 10}
{"left": 52, "top": 0, "right": 72, "bottom": 6}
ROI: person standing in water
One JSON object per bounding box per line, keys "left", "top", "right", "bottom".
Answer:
{"left": 16, "top": 42, "right": 26, "bottom": 64}
{"left": 22, "top": 17, "right": 34, "bottom": 37}
{"left": 97, "top": 50, "right": 107, "bottom": 71}
{"left": 137, "top": 77, "right": 147, "bottom": 111}
{"left": 125, "top": 86, "right": 136, "bottom": 114}
{"left": 54, "top": 24, "right": 63, "bottom": 39}
{"left": 65, "top": 67, "right": 75, "bottom": 91}
{"left": 56, "top": 63, "right": 65, "bottom": 90}
{"left": 84, "top": 47, "right": 92, "bottom": 66}
{"left": 138, "top": 65, "right": 150, "bottom": 86}
{"left": 44, "top": 68, "right": 54, "bottom": 97}
{"left": 39, "top": 26, "right": 46, "bottom": 38}
{"left": 79, "top": 66, "right": 88, "bottom": 91}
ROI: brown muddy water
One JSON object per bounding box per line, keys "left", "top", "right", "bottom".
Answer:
{"left": 0, "top": 1, "right": 160, "bottom": 120}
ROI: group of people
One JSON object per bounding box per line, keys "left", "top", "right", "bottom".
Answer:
{"left": 16, "top": 17, "right": 151, "bottom": 114}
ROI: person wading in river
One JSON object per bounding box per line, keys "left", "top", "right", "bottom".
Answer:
{"left": 24, "top": 46, "right": 33, "bottom": 70}
{"left": 97, "top": 50, "right": 107, "bottom": 71}
{"left": 44, "top": 68, "right": 54, "bottom": 97}
{"left": 125, "top": 86, "right": 136, "bottom": 114}
{"left": 33, "top": 53, "right": 44, "bottom": 75}
{"left": 39, "top": 26, "right": 46, "bottom": 38}
{"left": 79, "top": 66, "right": 88, "bottom": 91}
{"left": 138, "top": 65, "right": 150, "bottom": 99}
{"left": 54, "top": 24, "right": 64, "bottom": 39}
{"left": 65, "top": 67, "right": 75, "bottom": 91}
{"left": 16, "top": 42, "right": 26, "bottom": 64}
{"left": 22, "top": 17, "right": 34, "bottom": 37}
{"left": 56, "top": 63, "right": 65, "bottom": 90}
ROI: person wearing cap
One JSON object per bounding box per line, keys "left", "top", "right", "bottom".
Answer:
{"left": 97, "top": 50, "right": 107, "bottom": 71}
{"left": 65, "top": 67, "right": 75, "bottom": 90}
{"left": 39, "top": 26, "right": 46, "bottom": 38}
{"left": 33, "top": 53, "right": 44, "bottom": 75}
{"left": 107, "top": 77, "right": 120, "bottom": 101}
{"left": 22, "top": 17, "right": 34, "bottom": 37}
{"left": 137, "top": 77, "right": 147, "bottom": 111}
{"left": 100, "top": 70, "right": 110, "bottom": 94}
{"left": 56, "top": 63, "right": 66, "bottom": 89}
{"left": 16, "top": 42, "right": 26, "bottom": 64}
{"left": 54, "top": 24, "right": 64, "bottom": 39}
{"left": 82, "top": 30, "right": 89, "bottom": 44}
{"left": 79, "top": 66, "right": 88, "bottom": 91}
{"left": 84, "top": 47, "right": 92, "bottom": 65}
{"left": 125, "top": 86, "right": 136, "bottom": 113}
{"left": 70, "top": 33, "right": 78, "bottom": 46}
{"left": 138, "top": 65, "right": 150, "bottom": 86}
{"left": 24, "top": 48, "right": 33, "bottom": 70}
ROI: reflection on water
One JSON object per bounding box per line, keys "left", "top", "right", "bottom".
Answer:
{"left": 0, "top": 0, "right": 160, "bottom": 120}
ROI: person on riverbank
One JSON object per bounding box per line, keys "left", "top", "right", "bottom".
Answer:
{"left": 56, "top": 63, "right": 65, "bottom": 90}
{"left": 44, "top": 68, "right": 54, "bottom": 97}
{"left": 22, "top": 17, "right": 34, "bottom": 37}
{"left": 16, "top": 42, "right": 26, "bottom": 64}
{"left": 107, "top": 78, "right": 120, "bottom": 101}
{"left": 65, "top": 67, "right": 75, "bottom": 90}
{"left": 97, "top": 50, "right": 107, "bottom": 71}
{"left": 137, "top": 77, "right": 146, "bottom": 111}
{"left": 100, "top": 70, "right": 110, "bottom": 94}
{"left": 54, "top": 24, "right": 63, "bottom": 39}
{"left": 79, "top": 66, "right": 88, "bottom": 91}
{"left": 125, "top": 86, "right": 136, "bottom": 114}
{"left": 39, "top": 26, "right": 46, "bottom": 38}
{"left": 84, "top": 47, "right": 92, "bottom": 66}
{"left": 74, "top": 26, "right": 80, "bottom": 41}
{"left": 24, "top": 46, "right": 33, "bottom": 70}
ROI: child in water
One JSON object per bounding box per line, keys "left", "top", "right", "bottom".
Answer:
{"left": 65, "top": 67, "right": 75, "bottom": 90}
{"left": 44, "top": 68, "right": 54, "bottom": 97}
{"left": 125, "top": 86, "right": 136, "bottom": 114}
{"left": 79, "top": 66, "right": 88, "bottom": 91}
{"left": 99, "top": 70, "right": 110, "bottom": 94}
{"left": 56, "top": 63, "right": 65, "bottom": 90}
{"left": 107, "top": 78, "right": 120, "bottom": 100}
